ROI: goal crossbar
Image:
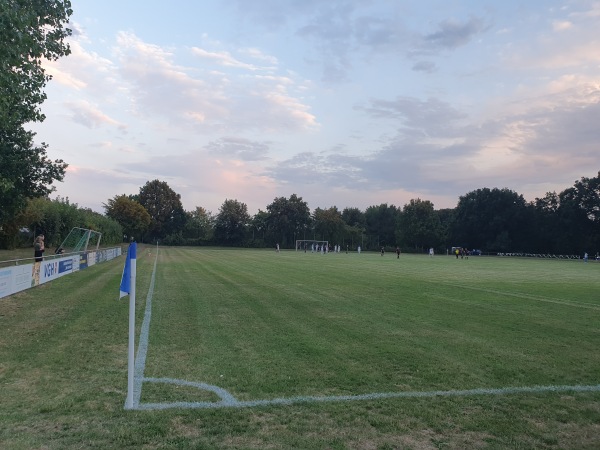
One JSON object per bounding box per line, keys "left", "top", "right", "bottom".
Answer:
{"left": 295, "top": 239, "right": 329, "bottom": 251}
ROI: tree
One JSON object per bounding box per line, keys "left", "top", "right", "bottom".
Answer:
{"left": 265, "top": 194, "right": 311, "bottom": 247}
{"left": 4, "top": 196, "right": 122, "bottom": 249}
{"left": 183, "top": 206, "right": 214, "bottom": 243}
{"left": 0, "top": 1, "right": 72, "bottom": 231}
{"left": 341, "top": 207, "right": 365, "bottom": 249}
{"left": 214, "top": 199, "right": 250, "bottom": 245}
{"left": 138, "top": 180, "right": 185, "bottom": 241}
{"left": 364, "top": 203, "right": 399, "bottom": 249}
{"left": 250, "top": 209, "right": 269, "bottom": 245}
{"left": 397, "top": 199, "right": 443, "bottom": 252}
{"left": 453, "top": 188, "right": 533, "bottom": 252}
{"left": 312, "top": 206, "right": 345, "bottom": 245}
{"left": 559, "top": 172, "right": 600, "bottom": 251}
{"left": 1, "top": 0, "right": 73, "bottom": 127}
{"left": 103, "top": 195, "right": 151, "bottom": 242}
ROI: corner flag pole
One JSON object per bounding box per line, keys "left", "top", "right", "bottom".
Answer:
{"left": 119, "top": 243, "right": 137, "bottom": 409}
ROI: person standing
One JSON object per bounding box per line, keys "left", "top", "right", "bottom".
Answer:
{"left": 34, "top": 235, "right": 45, "bottom": 262}
{"left": 396, "top": 247, "right": 400, "bottom": 259}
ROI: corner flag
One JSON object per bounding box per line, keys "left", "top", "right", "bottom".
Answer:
{"left": 119, "top": 242, "right": 137, "bottom": 298}
{"left": 120, "top": 242, "right": 138, "bottom": 409}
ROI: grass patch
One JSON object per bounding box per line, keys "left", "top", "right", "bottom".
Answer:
{"left": 1, "top": 247, "right": 599, "bottom": 448}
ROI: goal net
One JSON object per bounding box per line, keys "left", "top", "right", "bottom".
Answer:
{"left": 56, "top": 227, "right": 102, "bottom": 255}
{"left": 295, "top": 240, "right": 329, "bottom": 251}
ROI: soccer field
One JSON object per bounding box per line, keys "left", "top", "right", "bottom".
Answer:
{"left": 1, "top": 247, "right": 599, "bottom": 448}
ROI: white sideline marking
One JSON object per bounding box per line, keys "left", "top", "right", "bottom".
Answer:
{"left": 130, "top": 250, "right": 600, "bottom": 411}
{"left": 131, "top": 250, "right": 158, "bottom": 409}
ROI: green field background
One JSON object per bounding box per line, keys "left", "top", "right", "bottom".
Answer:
{"left": 1, "top": 247, "right": 599, "bottom": 449}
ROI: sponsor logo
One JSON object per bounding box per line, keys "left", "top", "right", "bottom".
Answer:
{"left": 59, "top": 259, "right": 73, "bottom": 273}
{"left": 43, "top": 262, "right": 59, "bottom": 278}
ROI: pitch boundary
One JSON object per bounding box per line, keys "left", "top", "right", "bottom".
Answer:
{"left": 129, "top": 249, "right": 600, "bottom": 411}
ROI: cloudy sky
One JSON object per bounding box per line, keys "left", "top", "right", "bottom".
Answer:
{"left": 32, "top": 0, "right": 600, "bottom": 215}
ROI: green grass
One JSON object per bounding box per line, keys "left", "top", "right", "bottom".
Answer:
{"left": 1, "top": 247, "right": 600, "bottom": 449}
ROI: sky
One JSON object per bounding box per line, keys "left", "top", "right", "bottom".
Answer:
{"left": 32, "top": 0, "right": 600, "bottom": 216}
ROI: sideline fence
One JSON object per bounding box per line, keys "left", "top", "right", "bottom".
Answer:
{"left": 0, "top": 246, "right": 122, "bottom": 300}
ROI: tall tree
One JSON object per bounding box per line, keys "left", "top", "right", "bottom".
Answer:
{"left": 341, "top": 207, "right": 366, "bottom": 249}
{"left": 364, "top": 203, "right": 399, "bottom": 249}
{"left": 453, "top": 187, "right": 533, "bottom": 252}
{"left": 559, "top": 172, "right": 600, "bottom": 251}
{"left": 397, "top": 199, "right": 443, "bottom": 252}
{"left": 103, "top": 194, "right": 151, "bottom": 242}
{"left": 183, "top": 206, "right": 214, "bottom": 243}
{"left": 138, "top": 180, "right": 185, "bottom": 241}
{"left": 250, "top": 209, "right": 269, "bottom": 244}
{"left": 265, "top": 194, "right": 311, "bottom": 247}
{"left": 312, "top": 206, "right": 345, "bottom": 245}
{"left": 0, "top": 1, "right": 72, "bottom": 232}
{"left": 214, "top": 199, "right": 250, "bottom": 245}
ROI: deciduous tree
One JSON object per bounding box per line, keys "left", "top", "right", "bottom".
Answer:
{"left": 138, "top": 180, "right": 185, "bottom": 241}
{"left": 397, "top": 198, "right": 443, "bottom": 252}
{"left": 103, "top": 195, "right": 151, "bottom": 241}
{"left": 265, "top": 194, "right": 311, "bottom": 247}
{"left": 214, "top": 199, "right": 250, "bottom": 245}
{"left": 0, "top": 1, "right": 72, "bottom": 231}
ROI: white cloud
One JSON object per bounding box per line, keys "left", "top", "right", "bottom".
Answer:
{"left": 113, "top": 32, "right": 317, "bottom": 132}
{"left": 64, "top": 100, "right": 126, "bottom": 131}
{"left": 191, "top": 47, "right": 265, "bottom": 71}
{"left": 552, "top": 20, "right": 573, "bottom": 31}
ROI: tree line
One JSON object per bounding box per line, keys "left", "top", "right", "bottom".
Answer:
{"left": 97, "top": 174, "right": 599, "bottom": 255}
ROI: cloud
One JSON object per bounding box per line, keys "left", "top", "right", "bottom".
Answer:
{"left": 552, "top": 20, "right": 573, "bottom": 31}
{"left": 114, "top": 32, "right": 317, "bottom": 132}
{"left": 191, "top": 48, "right": 268, "bottom": 71}
{"left": 422, "top": 17, "right": 488, "bottom": 50}
{"left": 412, "top": 61, "right": 437, "bottom": 73}
{"left": 64, "top": 100, "right": 127, "bottom": 131}
{"left": 43, "top": 35, "right": 118, "bottom": 94}
{"left": 239, "top": 47, "right": 279, "bottom": 65}
{"left": 204, "top": 137, "right": 271, "bottom": 161}
{"left": 118, "top": 151, "right": 278, "bottom": 213}
{"left": 270, "top": 75, "right": 600, "bottom": 206}
{"left": 356, "top": 96, "right": 468, "bottom": 137}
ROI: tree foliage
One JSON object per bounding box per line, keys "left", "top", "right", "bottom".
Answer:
{"left": 103, "top": 194, "right": 151, "bottom": 242}
{"left": 364, "top": 203, "right": 399, "bottom": 248}
{"left": 398, "top": 198, "right": 443, "bottom": 251}
{"left": 138, "top": 180, "right": 185, "bottom": 241}
{"left": 453, "top": 188, "right": 532, "bottom": 252}
{"left": 265, "top": 194, "right": 311, "bottom": 247}
{"left": 1, "top": 196, "right": 122, "bottom": 249}
{"left": 0, "top": 1, "right": 72, "bottom": 230}
{"left": 214, "top": 199, "right": 250, "bottom": 245}
{"left": 312, "top": 206, "right": 345, "bottom": 245}
{"left": 183, "top": 206, "right": 214, "bottom": 243}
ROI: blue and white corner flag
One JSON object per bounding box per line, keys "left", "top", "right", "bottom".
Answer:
{"left": 119, "top": 242, "right": 137, "bottom": 299}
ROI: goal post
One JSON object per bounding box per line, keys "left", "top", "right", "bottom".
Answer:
{"left": 56, "top": 227, "right": 102, "bottom": 254}
{"left": 295, "top": 239, "right": 329, "bottom": 251}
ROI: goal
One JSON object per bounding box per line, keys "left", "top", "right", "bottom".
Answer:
{"left": 56, "top": 227, "right": 102, "bottom": 254}
{"left": 295, "top": 240, "right": 329, "bottom": 251}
